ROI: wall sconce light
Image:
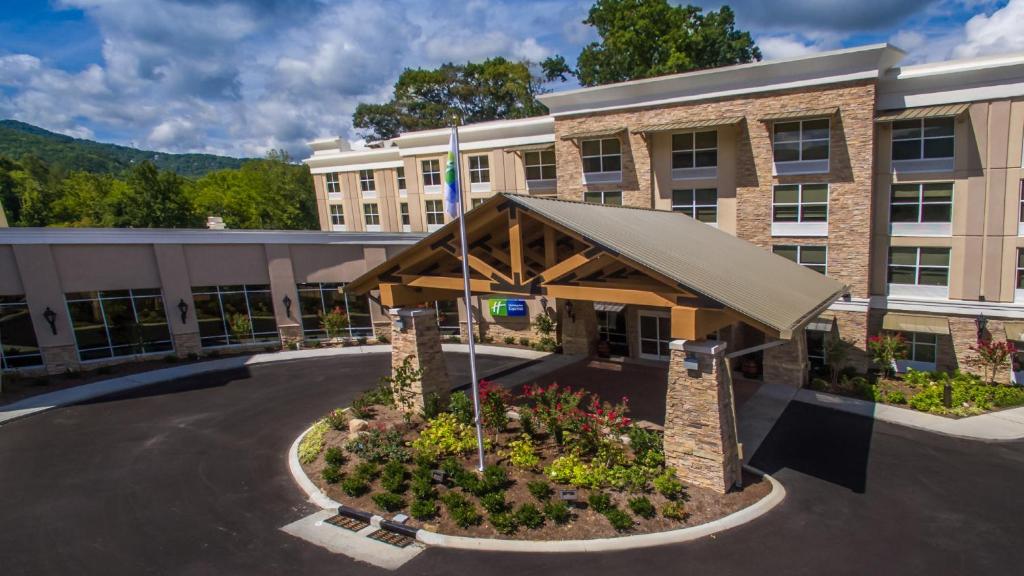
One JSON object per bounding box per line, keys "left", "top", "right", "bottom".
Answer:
{"left": 282, "top": 295, "right": 293, "bottom": 318}
{"left": 177, "top": 299, "right": 189, "bottom": 324}
{"left": 975, "top": 313, "right": 988, "bottom": 341}
{"left": 565, "top": 301, "right": 575, "bottom": 323}
{"left": 539, "top": 296, "right": 548, "bottom": 311}
{"left": 42, "top": 307, "right": 58, "bottom": 335}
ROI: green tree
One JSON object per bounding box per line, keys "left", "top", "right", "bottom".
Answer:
{"left": 541, "top": 1, "right": 761, "bottom": 87}
{"left": 116, "top": 161, "right": 199, "bottom": 228}
{"left": 353, "top": 57, "right": 549, "bottom": 141}
{"left": 50, "top": 172, "right": 130, "bottom": 227}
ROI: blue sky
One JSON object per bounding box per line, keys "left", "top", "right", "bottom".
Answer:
{"left": 0, "top": 1, "right": 1020, "bottom": 159}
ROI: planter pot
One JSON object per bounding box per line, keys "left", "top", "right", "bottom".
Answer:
{"left": 596, "top": 340, "right": 611, "bottom": 358}
{"left": 740, "top": 358, "right": 760, "bottom": 379}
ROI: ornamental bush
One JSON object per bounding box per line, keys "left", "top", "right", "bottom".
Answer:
{"left": 662, "top": 500, "right": 687, "bottom": 521}
{"left": 603, "top": 508, "right": 634, "bottom": 532}
{"left": 319, "top": 307, "right": 349, "bottom": 340}
{"left": 412, "top": 413, "right": 481, "bottom": 460}
{"left": 515, "top": 503, "right": 545, "bottom": 529}
{"left": 527, "top": 480, "right": 553, "bottom": 502}
{"left": 447, "top": 391, "right": 474, "bottom": 426}
{"left": 489, "top": 511, "right": 519, "bottom": 535}
{"left": 627, "top": 496, "right": 656, "bottom": 519}
{"left": 410, "top": 498, "right": 437, "bottom": 520}
{"left": 380, "top": 461, "right": 408, "bottom": 494}
{"left": 341, "top": 476, "right": 370, "bottom": 497}
{"left": 587, "top": 492, "right": 614, "bottom": 514}
{"left": 545, "top": 454, "right": 606, "bottom": 488}
{"left": 321, "top": 465, "right": 343, "bottom": 484}
{"left": 653, "top": 469, "right": 685, "bottom": 500}
{"left": 298, "top": 419, "right": 330, "bottom": 464}
{"left": 324, "top": 446, "right": 346, "bottom": 467}
{"left": 479, "top": 379, "right": 511, "bottom": 436}
{"left": 505, "top": 435, "right": 540, "bottom": 470}
{"left": 346, "top": 429, "right": 409, "bottom": 463}
{"left": 441, "top": 492, "right": 482, "bottom": 528}
{"left": 480, "top": 491, "right": 508, "bottom": 514}
{"left": 503, "top": 336, "right": 517, "bottom": 345}
{"left": 326, "top": 408, "right": 348, "bottom": 431}
{"left": 371, "top": 492, "right": 406, "bottom": 513}
{"left": 543, "top": 500, "right": 571, "bottom": 524}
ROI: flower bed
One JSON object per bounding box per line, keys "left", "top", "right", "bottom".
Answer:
{"left": 300, "top": 379, "right": 768, "bottom": 540}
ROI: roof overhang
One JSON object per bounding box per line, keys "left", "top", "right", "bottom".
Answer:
{"left": 560, "top": 126, "right": 626, "bottom": 141}
{"left": 631, "top": 116, "right": 744, "bottom": 134}
{"left": 759, "top": 107, "right": 839, "bottom": 122}
{"left": 874, "top": 103, "right": 970, "bottom": 122}
{"left": 882, "top": 312, "right": 950, "bottom": 335}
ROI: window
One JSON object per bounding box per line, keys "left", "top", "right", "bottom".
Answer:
{"left": 359, "top": 169, "right": 375, "bottom": 193}
{"left": 806, "top": 329, "right": 827, "bottom": 378}
{"left": 892, "top": 118, "right": 954, "bottom": 161}
{"left": 890, "top": 182, "right": 953, "bottom": 236}
{"left": 296, "top": 283, "right": 372, "bottom": 340}
{"left": 0, "top": 295, "right": 42, "bottom": 369}
{"left": 581, "top": 138, "right": 621, "bottom": 174}
{"left": 888, "top": 245, "right": 950, "bottom": 293}
{"left": 773, "top": 245, "right": 828, "bottom": 274}
{"left": 425, "top": 199, "right": 444, "bottom": 227}
{"left": 1018, "top": 249, "right": 1024, "bottom": 290}
{"left": 772, "top": 184, "right": 828, "bottom": 236}
{"left": 1018, "top": 181, "right": 1024, "bottom": 236}
{"left": 396, "top": 166, "right": 406, "bottom": 191}
{"left": 638, "top": 312, "right": 671, "bottom": 361}
{"left": 400, "top": 202, "right": 410, "bottom": 226}
{"left": 469, "top": 155, "right": 490, "bottom": 183}
{"left": 325, "top": 172, "right": 341, "bottom": 194}
{"left": 895, "top": 331, "right": 938, "bottom": 371}
{"left": 524, "top": 150, "right": 556, "bottom": 181}
{"left": 329, "top": 204, "right": 344, "bottom": 226}
{"left": 672, "top": 131, "right": 718, "bottom": 169}
{"left": 422, "top": 159, "right": 441, "bottom": 188}
{"left": 191, "top": 285, "right": 277, "bottom": 348}
{"left": 66, "top": 289, "right": 173, "bottom": 360}
{"left": 773, "top": 119, "right": 830, "bottom": 163}
{"left": 671, "top": 188, "right": 717, "bottom": 223}
{"left": 472, "top": 198, "right": 486, "bottom": 209}
{"left": 363, "top": 203, "right": 380, "bottom": 227}
{"left": 583, "top": 190, "right": 622, "bottom": 205}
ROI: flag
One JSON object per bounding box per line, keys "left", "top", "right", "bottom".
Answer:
{"left": 443, "top": 127, "right": 461, "bottom": 218}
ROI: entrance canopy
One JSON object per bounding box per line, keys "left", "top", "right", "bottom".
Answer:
{"left": 348, "top": 193, "right": 845, "bottom": 340}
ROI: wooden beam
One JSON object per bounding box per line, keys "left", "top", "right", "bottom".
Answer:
{"left": 379, "top": 283, "right": 463, "bottom": 307}
{"left": 542, "top": 285, "right": 680, "bottom": 308}
{"left": 543, "top": 227, "right": 556, "bottom": 268}
{"left": 400, "top": 275, "right": 495, "bottom": 293}
{"left": 670, "top": 307, "right": 740, "bottom": 340}
{"left": 508, "top": 209, "right": 524, "bottom": 281}
{"left": 535, "top": 252, "right": 592, "bottom": 283}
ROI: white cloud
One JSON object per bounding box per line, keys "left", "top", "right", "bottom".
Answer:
{"left": 954, "top": 0, "right": 1024, "bottom": 58}
{"left": 755, "top": 33, "right": 843, "bottom": 60}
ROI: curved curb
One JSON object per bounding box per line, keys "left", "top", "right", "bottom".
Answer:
{"left": 287, "top": 426, "right": 785, "bottom": 552}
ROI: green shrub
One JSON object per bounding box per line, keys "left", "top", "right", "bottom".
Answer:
{"left": 587, "top": 492, "right": 614, "bottom": 514}
{"left": 527, "top": 480, "right": 552, "bottom": 502}
{"left": 519, "top": 411, "right": 537, "bottom": 437}
{"left": 319, "top": 307, "right": 349, "bottom": 339}
{"left": 421, "top": 392, "right": 444, "bottom": 420}
{"left": 163, "top": 354, "right": 178, "bottom": 364}
{"left": 503, "top": 336, "right": 517, "bottom": 345}
{"left": 321, "top": 465, "right": 343, "bottom": 484}
{"left": 447, "top": 391, "right": 474, "bottom": 426}
{"left": 515, "top": 503, "right": 545, "bottom": 529}
{"left": 350, "top": 396, "right": 375, "bottom": 419}
{"left": 298, "top": 419, "right": 330, "bottom": 464}
{"left": 543, "top": 500, "right": 571, "bottom": 524}
{"left": 518, "top": 337, "right": 531, "bottom": 347}
{"left": 357, "top": 336, "right": 368, "bottom": 345}
{"left": 627, "top": 496, "right": 656, "bottom": 519}
{"left": 381, "top": 461, "right": 408, "bottom": 494}
{"left": 324, "top": 446, "right": 346, "bottom": 467}
{"left": 490, "top": 511, "right": 519, "bottom": 535}
{"left": 653, "top": 469, "right": 685, "bottom": 500}
{"left": 354, "top": 462, "right": 380, "bottom": 480}
{"left": 410, "top": 475, "right": 436, "bottom": 500}
{"left": 545, "top": 454, "right": 605, "bottom": 488}
{"left": 506, "top": 434, "right": 540, "bottom": 470}
{"left": 372, "top": 492, "right": 406, "bottom": 513}
{"left": 341, "top": 476, "right": 370, "bottom": 497}
{"left": 627, "top": 426, "right": 663, "bottom": 460}
{"left": 410, "top": 498, "right": 437, "bottom": 520}
{"left": 481, "top": 465, "right": 509, "bottom": 493}
{"left": 480, "top": 491, "right": 508, "bottom": 514}
{"left": 412, "top": 413, "right": 482, "bottom": 460}
{"left": 326, "top": 408, "right": 349, "bottom": 431}
{"left": 662, "top": 500, "right": 687, "bottom": 521}
{"left": 346, "top": 429, "right": 409, "bottom": 463}
{"left": 376, "top": 334, "right": 390, "bottom": 344}
{"left": 885, "top": 390, "right": 907, "bottom": 404}
{"left": 993, "top": 385, "right": 1024, "bottom": 407}
{"left": 441, "top": 492, "right": 482, "bottom": 528}
{"left": 603, "top": 508, "right": 633, "bottom": 532}
{"left": 809, "top": 378, "right": 830, "bottom": 391}
{"left": 606, "top": 464, "right": 654, "bottom": 493}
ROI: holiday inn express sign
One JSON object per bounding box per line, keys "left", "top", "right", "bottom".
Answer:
{"left": 489, "top": 298, "right": 527, "bottom": 317}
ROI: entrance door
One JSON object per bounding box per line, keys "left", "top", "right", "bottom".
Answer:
{"left": 597, "top": 309, "right": 628, "bottom": 356}
{"left": 638, "top": 311, "right": 671, "bottom": 361}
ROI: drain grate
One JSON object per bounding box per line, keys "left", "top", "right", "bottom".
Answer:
{"left": 325, "top": 514, "right": 370, "bottom": 532}
{"left": 367, "top": 529, "right": 415, "bottom": 548}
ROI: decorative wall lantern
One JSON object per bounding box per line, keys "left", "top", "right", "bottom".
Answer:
{"left": 539, "top": 296, "right": 549, "bottom": 312}
{"left": 975, "top": 313, "right": 988, "bottom": 341}
{"left": 282, "top": 295, "right": 293, "bottom": 318}
{"left": 564, "top": 300, "right": 576, "bottom": 323}
{"left": 177, "top": 299, "right": 189, "bottom": 324}
{"left": 42, "top": 307, "right": 58, "bottom": 335}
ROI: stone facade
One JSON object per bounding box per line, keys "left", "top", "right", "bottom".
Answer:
{"left": 559, "top": 300, "right": 598, "bottom": 355}
{"left": 277, "top": 324, "right": 303, "bottom": 348}
{"left": 389, "top": 308, "right": 451, "bottom": 412}
{"left": 762, "top": 329, "right": 809, "bottom": 387}
{"left": 40, "top": 344, "right": 79, "bottom": 375}
{"left": 171, "top": 331, "right": 202, "bottom": 358}
{"left": 663, "top": 340, "right": 742, "bottom": 494}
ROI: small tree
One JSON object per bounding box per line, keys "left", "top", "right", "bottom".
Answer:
{"left": 228, "top": 313, "right": 252, "bottom": 344}
{"left": 866, "top": 333, "right": 907, "bottom": 378}
{"left": 823, "top": 333, "right": 854, "bottom": 387}
{"left": 319, "top": 306, "right": 350, "bottom": 340}
{"left": 382, "top": 357, "right": 424, "bottom": 421}
{"left": 479, "top": 379, "right": 512, "bottom": 441}
{"left": 970, "top": 339, "right": 1017, "bottom": 385}
{"left": 533, "top": 312, "right": 557, "bottom": 352}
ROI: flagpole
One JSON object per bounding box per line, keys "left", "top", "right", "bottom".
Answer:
{"left": 451, "top": 121, "right": 487, "bottom": 472}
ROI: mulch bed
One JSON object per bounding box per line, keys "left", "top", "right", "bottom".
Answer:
{"left": 303, "top": 404, "right": 770, "bottom": 541}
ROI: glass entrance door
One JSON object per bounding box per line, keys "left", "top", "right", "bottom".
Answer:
{"left": 638, "top": 311, "right": 671, "bottom": 361}
{"left": 597, "top": 310, "right": 628, "bottom": 356}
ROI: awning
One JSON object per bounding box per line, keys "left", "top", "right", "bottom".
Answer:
{"left": 594, "top": 302, "right": 626, "bottom": 313}
{"left": 875, "top": 103, "right": 969, "bottom": 123}
{"left": 806, "top": 311, "right": 835, "bottom": 332}
{"left": 631, "top": 116, "right": 744, "bottom": 134}
{"left": 1004, "top": 321, "right": 1024, "bottom": 341}
{"left": 882, "top": 313, "right": 950, "bottom": 335}
{"left": 759, "top": 107, "right": 838, "bottom": 122}
{"left": 560, "top": 126, "right": 626, "bottom": 140}
{"left": 505, "top": 143, "right": 555, "bottom": 153}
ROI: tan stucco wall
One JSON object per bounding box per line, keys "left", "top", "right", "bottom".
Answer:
{"left": 0, "top": 245, "right": 23, "bottom": 294}
{"left": 51, "top": 245, "right": 162, "bottom": 292}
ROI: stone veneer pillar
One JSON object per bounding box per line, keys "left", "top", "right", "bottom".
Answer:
{"left": 560, "top": 300, "right": 598, "bottom": 355}
{"left": 389, "top": 308, "right": 451, "bottom": 412}
{"left": 664, "top": 340, "right": 742, "bottom": 494}
{"left": 762, "top": 329, "right": 809, "bottom": 388}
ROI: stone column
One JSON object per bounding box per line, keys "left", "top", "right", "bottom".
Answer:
{"left": 265, "top": 245, "right": 301, "bottom": 348}
{"left": 389, "top": 308, "right": 451, "bottom": 412}
{"left": 762, "top": 329, "right": 809, "bottom": 388}
{"left": 664, "top": 340, "right": 742, "bottom": 494}
{"left": 153, "top": 244, "right": 202, "bottom": 358}
{"left": 12, "top": 245, "right": 79, "bottom": 374}
{"left": 560, "top": 299, "right": 598, "bottom": 355}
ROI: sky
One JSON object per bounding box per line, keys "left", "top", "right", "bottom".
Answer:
{"left": 0, "top": 0, "right": 1021, "bottom": 160}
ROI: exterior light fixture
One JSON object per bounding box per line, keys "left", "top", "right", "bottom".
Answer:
{"left": 282, "top": 295, "right": 293, "bottom": 318}
{"left": 565, "top": 301, "right": 575, "bottom": 323}
{"left": 975, "top": 313, "right": 988, "bottom": 341}
{"left": 539, "top": 296, "right": 549, "bottom": 311}
{"left": 42, "top": 307, "right": 58, "bottom": 335}
{"left": 177, "top": 299, "right": 189, "bottom": 324}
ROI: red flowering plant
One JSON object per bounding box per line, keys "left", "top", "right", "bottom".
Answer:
{"left": 478, "top": 379, "right": 512, "bottom": 439}
{"left": 519, "top": 382, "right": 587, "bottom": 445}
{"left": 867, "top": 333, "right": 907, "bottom": 378}
{"left": 572, "top": 394, "right": 632, "bottom": 457}
{"left": 970, "top": 339, "right": 1018, "bottom": 385}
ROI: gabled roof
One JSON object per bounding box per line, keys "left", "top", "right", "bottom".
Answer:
{"left": 351, "top": 193, "right": 845, "bottom": 338}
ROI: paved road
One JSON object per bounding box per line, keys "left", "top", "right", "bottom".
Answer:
{"left": 1, "top": 354, "right": 1022, "bottom": 575}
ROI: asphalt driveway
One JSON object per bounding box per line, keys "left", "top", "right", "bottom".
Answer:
{"left": 1, "top": 353, "right": 1022, "bottom": 575}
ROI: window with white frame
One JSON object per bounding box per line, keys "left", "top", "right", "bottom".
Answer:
{"left": 329, "top": 204, "right": 344, "bottom": 226}
{"left": 295, "top": 282, "right": 372, "bottom": 340}
{"left": 190, "top": 285, "right": 277, "bottom": 348}
{"left": 773, "top": 245, "right": 827, "bottom": 274}
{"left": 888, "top": 247, "right": 950, "bottom": 296}
{"left": 1016, "top": 249, "right": 1024, "bottom": 302}
{"left": 422, "top": 159, "right": 441, "bottom": 188}
{"left": 772, "top": 183, "right": 828, "bottom": 235}
{"left": 671, "top": 188, "right": 717, "bottom": 224}
{"left": 325, "top": 172, "right": 341, "bottom": 194}
{"left": 895, "top": 331, "right": 938, "bottom": 371}
{"left": 773, "top": 119, "right": 830, "bottom": 167}
{"left": 399, "top": 202, "right": 410, "bottom": 226}
{"left": 472, "top": 198, "right": 486, "bottom": 209}
{"left": 581, "top": 138, "right": 621, "bottom": 174}
{"left": 363, "top": 203, "right": 380, "bottom": 226}
{"left": 359, "top": 169, "right": 375, "bottom": 193}
{"left": 583, "top": 190, "right": 622, "bottom": 205}
{"left": 892, "top": 118, "right": 954, "bottom": 162}
{"left": 0, "top": 295, "right": 43, "bottom": 369}
{"left": 425, "top": 199, "right": 444, "bottom": 227}
{"left": 469, "top": 155, "right": 490, "bottom": 183}
{"left": 66, "top": 289, "right": 174, "bottom": 360}
{"left": 1018, "top": 181, "right": 1024, "bottom": 235}
{"left": 890, "top": 182, "right": 952, "bottom": 235}
{"left": 396, "top": 166, "right": 406, "bottom": 191}
{"left": 672, "top": 131, "right": 717, "bottom": 169}
{"left": 524, "top": 149, "right": 556, "bottom": 181}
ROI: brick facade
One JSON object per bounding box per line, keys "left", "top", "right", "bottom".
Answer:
{"left": 389, "top": 308, "right": 451, "bottom": 412}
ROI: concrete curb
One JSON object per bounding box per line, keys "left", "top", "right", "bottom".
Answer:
{"left": 792, "top": 386, "right": 1024, "bottom": 441}
{"left": 0, "top": 343, "right": 548, "bottom": 426}
{"left": 288, "top": 425, "right": 784, "bottom": 552}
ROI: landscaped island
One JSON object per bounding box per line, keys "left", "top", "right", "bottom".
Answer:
{"left": 298, "top": 368, "right": 768, "bottom": 540}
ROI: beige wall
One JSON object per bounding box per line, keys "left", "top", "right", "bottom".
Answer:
{"left": 0, "top": 245, "right": 23, "bottom": 294}
{"left": 51, "top": 245, "right": 162, "bottom": 292}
